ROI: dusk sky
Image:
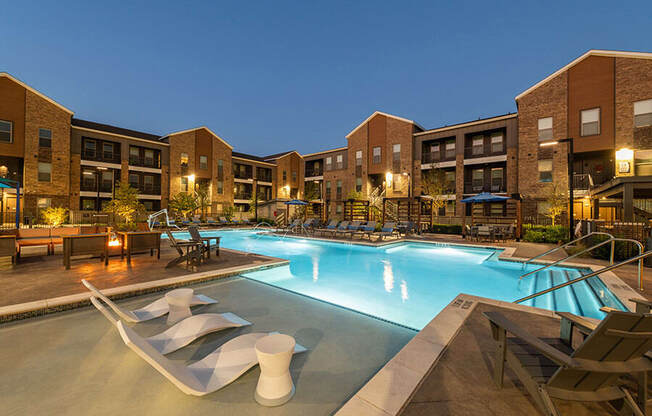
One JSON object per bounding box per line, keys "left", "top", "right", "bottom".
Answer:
{"left": 2, "top": 1, "right": 651, "bottom": 155}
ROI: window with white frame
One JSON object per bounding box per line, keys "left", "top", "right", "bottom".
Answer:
{"left": 581, "top": 108, "right": 600, "bottom": 136}
{"left": 0, "top": 120, "right": 12, "bottom": 143}
{"left": 37, "top": 198, "right": 51, "bottom": 209}
{"left": 356, "top": 177, "right": 362, "bottom": 192}
{"left": 491, "top": 132, "right": 503, "bottom": 153}
{"left": 472, "top": 169, "right": 484, "bottom": 191}
{"left": 445, "top": 141, "right": 455, "bottom": 159}
{"left": 372, "top": 147, "right": 381, "bottom": 164}
{"left": 472, "top": 136, "right": 484, "bottom": 155}
{"left": 355, "top": 150, "right": 362, "bottom": 166}
{"left": 634, "top": 99, "right": 652, "bottom": 128}
{"left": 538, "top": 159, "right": 552, "bottom": 182}
{"left": 430, "top": 144, "right": 440, "bottom": 161}
{"left": 38, "top": 162, "right": 51, "bottom": 182}
{"left": 38, "top": 128, "right": 52, "bottom": 148}
{"left": 392, "top": 144, "right": 401, "bottom": 162}
{"left": 199, "top": 155, "right": 208, "bottom": 170}
{"left": 336, "top": 154, "right": 343, "bottom": 169}
{"left": 180, "top": 152, "right": 188, "bottom": 167}
{"left": 217, "top": 180, "right": 223, "bottom": 194}
{"left": 180, "top": 177, "right": 188, "bottom": 192}
{"left": 491, "top": 168, "right": 503, "bottom": 191}
{"left": 538, "top": 117, "right": 553, "bottom": 141}
{"left": 325, "top": 156, "right": 332, "bottom": 170}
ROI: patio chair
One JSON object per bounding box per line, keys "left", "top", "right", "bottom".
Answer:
{"left": 375, "top": 222, "right": 397, "bottom": 241}
{"left": 344, "top": 221, "right": 362, "bottom": 237}
{"left": 90, "top": 296, "right": 250, "bottom": 354}
{"left": 354, "top": 221, "right": 377, "bottom": 239}
{"left": 218, "top": 217, "right": 230, "bottom": 226}
{"left": 332, "top": 221, "right": 350, "bottom": 238}
{"left": 164, "top": 229, "right": 204, "bottom": 268}
{"left": 206, "top": 217, "right": 218, "bottom": 227}
{"left": 117, "top": 322, "right": 307, "bottom": 396}
{"left": 315, "top": 220, "right": 338, "bottom": 236}
{"left": 484, "top": 310, "right": 652, "bottom": 416}
{"left": 285, "top": 219, "right": 302, "bottom": 231}
{"left": 181, "top": 219, "right": 191, "bottom": 227}
{"left": 477, "top": 225, "right": 492, "bottom": 241}
{"left": 81, "top": 279, "right": 217, "bottom": 323}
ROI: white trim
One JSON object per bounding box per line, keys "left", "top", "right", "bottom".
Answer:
{"left": 80, "top": 160, "right": 122, "bottom": 170}
{"left": 304, "top": 176, "right": 323, "bottom": 181}
{"left": 128, "top": 165, "right": 162, "bottom": 174}
{"left": 232, "top": 156, "right": 276, "bottom": 167}
{"left": 0, "top": 73, "right": 74, "bottom": 114}
{"left": 137, "top": 194, "right": 162, "bottom": 200}
{"left": 234, "top": 199, "right": 249, "bottom": 204}
{"left": 163, "top": 126, "right": 233, "bottom": 150}
{"left": 414, "top": 113, "right": 518, "bottom": 136}
{"left": 515, "top": 50, "right": 652, "bottom": 101}
{"left": 463, "top": 154, "right": 508, "bottom": 165}
{"left": 80, "top": 191, "right": 113, "bottom": 198}
{"left": 72, "top": 126, "right": 168, "bottom": 146}
{"left": 234, "top": 178, "right": 254, "bottom": 184}
{"left": 345, "top": 111, "right": 425, "bottom": 139}
{"left": 257, "top": 181, "right": 273, "bottom": 186}
{"left": 301, "top": 147, "right": 348, "bottom": 158}
{"left": 420, "top": 160, "right": 456, "bottom": 169}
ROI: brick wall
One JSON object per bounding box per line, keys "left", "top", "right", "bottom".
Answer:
{"left": 615, "top": 57, "right": 652, "bottom": 150}
{"left": 168, "top": 131, "right": 196, "bottom": 197}
{"left": 212, "top": 139, "right": 232, "bottom": 208}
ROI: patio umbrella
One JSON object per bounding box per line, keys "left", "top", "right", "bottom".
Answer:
{"left": 460, "top": 192, "right": 510, "bottom": 203}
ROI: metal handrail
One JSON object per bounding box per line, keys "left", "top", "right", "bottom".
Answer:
{"left": 611, "top": 238, "right": 645, "bottom": 290}
{"left": 514, "top": 250, "right": 652, "bottom": 304}
{"left": 520, "top": 232, "right": 614, "bottom": 270}
{"left": 519, "top": 237, "right": 615, "bottom": 280}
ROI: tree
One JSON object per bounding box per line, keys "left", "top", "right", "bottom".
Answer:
{"left": 41, "top": 206, "right": 68, "bottom": 227}
{"left": 104, "top": 181, "right": 145, "bottom": 227}
{"left": 421, "top": 169, "right": 450, "bottom": 214}
{"left": 195, "top": 184, "right": 211, "bottom": 219}
{"left": 169, "top": 192, "right": 198, "bottom": 218}
{"left": 544, "top": 183, "right": 567, "bottom": 226}
{"left": 346, "top": 190, "right": 364, "bottom": 201}
{"left": 248, "top": 187, "right": 264, "bottom": 214}
{"left": 222, "top": 204, "right": 235, "bottom": 221}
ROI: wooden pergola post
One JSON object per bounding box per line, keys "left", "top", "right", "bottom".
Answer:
{"left": 382, "top": 198, "right": 386, "bottom": 224}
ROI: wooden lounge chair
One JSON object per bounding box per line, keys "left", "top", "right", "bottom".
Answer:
{"left": 81, "top": 279, "right": 217, "bottom": 323}
{"left": 375, "top": 222, "right": 397, "bottom": 241}
{"left": 354, "top": 221, "right": 377, "bottom": 239}
{"left": 117, "top": 322, "right": 307, "bottom": 396}
{"left": 188, "top": 226, "right": 220, "bottom": 258}
{"left": 484, "top": 310, "right": 652, "bottom": 416}
{"left": 164, "top": 230, "right": 205, "bottom": 268}
{"left": 90, "top": 296, "right": 250, "bottom": 354}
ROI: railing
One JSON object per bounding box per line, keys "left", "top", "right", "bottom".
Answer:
{"left": 573, "top": 173, "right": 593, "bottom": 190}
{"left": 234, "top": 193, "right": 252, "bottom": 200}
{"left": 464, "top": 182, "right": 506, "bottom": 194}
{"left": 463, "top": 146, "right": 506, "bottom": 159}
{"left": 304, "top": 169, "right": 323, "bottom": 178}
{"left": 129, "top": 156, "right": 160, "bottom": 169}
{"left": 514, "top": 250, "right": 652, "bottom": 305}
{"left": 256, "top": 175, "right": 273, "bottom": 182}
{"left": 81, "top": 150, "right": 121, "bottom": 164}
{"left": 520, "top": 232, "right": 613, "bottom": 272}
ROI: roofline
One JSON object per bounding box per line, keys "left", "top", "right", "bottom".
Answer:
{"left": 163, "top": 126, "right": 233, "bottom": 149}
{"left": 413, "top": 113, "right": 518, "bottom": 136}
{"left": 515, "top": 49, "right": 652, "bottom": 101}
{"left": 266, "top": 150, "right": 302, "bottom": 161}
{"left": 0, "top": 72, "right": 74, "bottom": 115}
{"left": 72, "top": 125, "right": 169, "bottom": 146}
{"left": 301, "top": 146, "right": 348, "bottom": 158}
{"left": 345, "top": 111, "right": 425, "bottom": 139}
{"left": 232, "top": 155, "right": 276, "bottom": 166}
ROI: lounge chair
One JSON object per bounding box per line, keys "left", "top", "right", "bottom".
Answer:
{"left": 181, "top": 219, "right": 191, "bottom": 227}
{"left": 477, "top": 225, "right": 492, "bottom": 241}
{"left": 81, "top": 279, "right": 217, "bottom": 323}
{"left": 191, "top": 216, "right": 202, "bottom": 226}
{"left": 315, "top": 220, "right": 338, "bottom": 236}
{"left": 117, "top": 322, "right": 307, "bottom": 396}
{"left": 206, "top": 217, "right": 218, "bottom": 227}
{"left": 355, "top": 221, "right": 377, "bottom": 239}
{"left": 484, "top": 310, "right": 652, "bottom": 416}
{"left": 285, "top": 219, "right": 302, "bottom": 232}
{"left": 188, "top": 225, "right": 220, "bottom": 258}
{"left": 332, "top": 221, "right": 350, "bottom": 238}
{"left": 219, "top": 217, "right": 230, "bottom": 226}
{"left": 375, "top": 222, "right": 397, "bottom": 241}
{"left": 90, "top": 296, "right": 250, "bottom": 354}
{"left": 164, "top": 229, "right": 204, "bottom": 268}
{"left": 344, "top": 221, "right": 362, "bottom": 238}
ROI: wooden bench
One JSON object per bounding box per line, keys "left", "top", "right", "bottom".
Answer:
{"left": 117, "top": 231, "right": 161, "bottom": 264}
{"left": 63, "top": 233, "right": 110, "bottom": 270}
{"left": 0, "top": 235, "right": 17, "bottom": 265}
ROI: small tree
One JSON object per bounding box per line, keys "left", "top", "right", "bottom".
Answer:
{"left": 421, "top": 169, "right": 450, "bottom": 215}
{"left": 104, "top": 182, "right": 145, "bottom": 228}
{"left": 222, "top": 204, "right": 235, "bottom": 221}
{"left": 169, "top": 192, "right": 198, "bottom": 219}
{"left": 544, "top": 183, "right": 567, "bottom": 226}
{"left": 41, "top": 207, "right": 68, "bottom": 227}
{"left": 195, "top": 184, "right": 211, "bottom": 219}
{"left": 346, "top": 190, "right": 364, "bottom": 201}
{"left": 248, "top": 187, "right": 265, "bottom": 214}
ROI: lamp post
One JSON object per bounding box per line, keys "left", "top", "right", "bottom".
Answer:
{"left": 540, "top": 137, "right": 574, "bottom": 241}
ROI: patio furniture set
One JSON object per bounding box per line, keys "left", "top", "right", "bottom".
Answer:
{"left": 152, "top": 216, "right": 253, "bottom": 228}
{"left": 164, "top": 226, "right": 220, "bottom": 269}
{"left": 82, "top": 279, "right": 306, "bottom": 405}
{"left": 466, "top": 224, "right": 515, "bottom": 242}
{"left": 282, "top": 219, "right": 401, "bottom": 241}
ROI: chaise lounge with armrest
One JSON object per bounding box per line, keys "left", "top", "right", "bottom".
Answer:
{"left": 354, "top": 221, "right": 376, "bottom": 239}
{"left": 375, "top": 222, "right": 397, "bottom": 241}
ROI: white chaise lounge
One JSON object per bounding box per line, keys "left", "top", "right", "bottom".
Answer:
{"left": 117, "top": 321, "right": 307, "bottom": 396}
{"left": 90, "top": 297, "right": 251, "bottom": 354}
{"left": 81, "top": 279, "right": 217, "bottom": 323}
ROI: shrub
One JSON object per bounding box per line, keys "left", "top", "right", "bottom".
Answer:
{"left": 41, "top": 207, "right": 68, "bottom": 227}
{"left": 523, "top": 224, "right": 569, "bottom": 244}
{"left": 523, "top": 230, "right": 545, "bottom": 243}
{"left": 429, "top": 224, "right": 462, "bottom": 235}
{"left": 586, "top": 234, "right": 637, "bottom": 262}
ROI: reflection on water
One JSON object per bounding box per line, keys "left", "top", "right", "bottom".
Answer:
{"left": 312, "top": 256, "right": 319, "bottom": 282}
{"left": 401, "top": 280, "right": 408, "bottom": 303}
{"left": 382, "top": 260, "right": 394, "bottom": 292}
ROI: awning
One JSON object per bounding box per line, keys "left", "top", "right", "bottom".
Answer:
{"left": 460, "top": 192, "right": 510, "bottom": 203}
{"left": 284, "top": 199, "right": 308, "bottom": 205}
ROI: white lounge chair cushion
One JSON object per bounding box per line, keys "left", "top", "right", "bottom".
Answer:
{"left": 117, "top": 322, "right": 307, "bottom": 396}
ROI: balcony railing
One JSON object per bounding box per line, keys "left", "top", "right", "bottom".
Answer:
{"left": 463, "top": 146, "right": 506, "bottom": 159}
{"left": 305, "top": 168, "right": 323, "bottom": 177}
{"left": 80, "top": 182, "right": 116, "bottom": 193}
{"left": 234, "top": 193, "right": 252, "bottom": 200}
{"left": 464, "top": 181, "right": 506, "bottom": 194}
{"left": 129, "top": 156, "right": 160, "bottom": 169}
{"left": 256, "top": 174, "right": 273, "bottom": 182}
{"left": 234, "top": 172, "right": 253, "bottom": 180}
{"left": 422, "top": 152, "right": 455, "bottom": 164}
{"left": 573, "top": 173, "right": 594, "bottom": 190}
{"left": 82, "top": 150, "right": 121, "bottom": 164}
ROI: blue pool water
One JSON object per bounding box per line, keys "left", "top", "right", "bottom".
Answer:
{"left": 168, "top": 229, "right": 625, "bottom": 329}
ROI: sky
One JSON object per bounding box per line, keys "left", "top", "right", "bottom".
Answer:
{"left": 2, "top": 1, "right": 651, "bottom": 156}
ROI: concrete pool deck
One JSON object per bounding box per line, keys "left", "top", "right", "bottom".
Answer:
{"left": 0, "top": 277, "right": 415, "bottom": 415}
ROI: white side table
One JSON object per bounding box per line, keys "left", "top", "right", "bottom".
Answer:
{"left": 165, "top": 288, "right": 194, "bottom": 325}
{"left": 254, "top": 334, "right": 296, "bottom": 406}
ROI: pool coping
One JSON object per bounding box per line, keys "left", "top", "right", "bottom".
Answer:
{"left": 0, "top": 248, "right": 288, "bottom": 323}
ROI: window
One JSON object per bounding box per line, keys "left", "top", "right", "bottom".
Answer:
{"left": 472, "top": 169, "right": 484, "bottom": 192}
{"left": 282, "top": 170, "right": 287, "bottom": 181}
{"left": 445, "top": 141, "right": 455, "bottom": 159}
{"left": 82, "top": 199, "right": 95, "bottom": 210}
{"left": 103, "top": 142, "right": 114, "bottom": 160}
{"left": 445, "top": 201, "right": 455, "bottom": 216}
{"left": 490, "top": 132, "right": 503, "bottom": 153}
{"left": 38, "top": 162, "right": 51, "bottom": 182}
{"left": 38, "top": 128, "right": 51, "bottom": 148}
{"left": 336, "top": 154, "right": 343, "bottom": 170}
{"left": 217, "top": 180, "right": 223, "bottom": 194}
{"left": 581, "top": 108, "right": 600, "bottom": 136}
{"left": 199, "top": 155, "right": 208, "bottom": 170}
{"left": 336, "top": 180, "right": 342, "bottom": 199}
{"left": 430, "top": 144, "right": 440, "bottom": 161}
{"left": 37, "top": 198, "right": 51, "bottom": 209}
{"left": 180, "top": 177, "right": 188, "bottom": 192}
{"left": 129, "top": 173, "right": 140, "bottom": 189}
{"left": 472, "top": 136, "right": 484, "bottom": 155}
{"left": 356, "top": 177, "right": 362, "bottom": 192}
{"left": 143, "top": 175, "right": 154, "bottom": 192}
{"left": 325, "top": 156, "right": 332, "bottom": 170}
{"left": 538, "top": 160, "right": 552, "bottom": 182}
{"left": 372, "top": 147, "right": 381, "bottom": 164}
{"left": 325, "top": 181, "right": 331, "bottom": 199}
{"left": 217, "top": 159, "right": 224, "bottom": 180}
{"left": 144, "top": 149, "right": 154, "bottom": 166}
{"left": 0, "top": 120, "right": 12, "bottom": 143}
{"left": 355, "top": 150, "right": 362, "bottom": 166}
{"left": 292, "top": 170, "right": 297, "bottom": 182}
{"left": 634, "top": 99, "right": 652, "bottom": 128}
{"left": 129, "top": 146, "right": 139, "bottom": 163}
{"left": 445, "top": 170, "right": 455, "bottom": 191}
{"left": 491, "top": 168, "right": 503, "bottom": 192}
{"left": 84, "top": 140, "right": 96, "bottom": 158}
{"left": 101, "top": 170, "right": 113, "bottom": 191}
{"left": 392, "top": 144, "right": 401, "bottom": 161}
{"left": 180, "top": 152, "right": 188, "bottom": 167}
{"left": 336, "top": 204, "right": 342, "bottom": 214}
{"left": 82, "top": 169, "right": 96, "bottom": 189}
{"left": 538, "top": 117, "right": 553, "bottom": 141}
{"left": 142, "top": 201, "right": 154, "bottom": 211}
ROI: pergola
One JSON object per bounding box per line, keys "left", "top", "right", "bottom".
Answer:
{"left": 589, "top": 176, "right": 652, "bottom": 221}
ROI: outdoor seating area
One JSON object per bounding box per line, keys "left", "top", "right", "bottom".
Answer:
{"left": 466, "top": 223, "right": 516, "bottom": 242}
{"left": 279, "top": 219, "right": 401, "bottom": 242}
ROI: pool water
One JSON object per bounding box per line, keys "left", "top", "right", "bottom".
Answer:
{"left": 168, "top": 229, "right": 625, "bottom": 329}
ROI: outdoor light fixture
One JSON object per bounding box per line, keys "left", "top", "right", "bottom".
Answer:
{"left": 615, "top": 148, "right": 634, "bottom": 176}
{"left": 385, "top": 172, "right": 393, "bottom": 187}
{"left": 187, "top": 174, "right": 195, "bottom": 182}
{"left": 539, "top": 140, "right": 559, "bottom": 147}
{"left": 108, "top": 232, "right": 121, "bottom": 247}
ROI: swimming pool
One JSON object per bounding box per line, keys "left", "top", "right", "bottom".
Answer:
{"left": 169, "top": 229, "right": 625, "bottom": 329}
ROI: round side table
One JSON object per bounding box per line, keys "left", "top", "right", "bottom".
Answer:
{"left": 254, "top": 334, "right": 296, "bottom": 406}
{"left": 165, "top": 288, "right": 194, "bottom": 325}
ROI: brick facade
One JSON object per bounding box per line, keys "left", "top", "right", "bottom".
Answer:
{"left": 615, "top": 57, "right": 652, "bottom": 150}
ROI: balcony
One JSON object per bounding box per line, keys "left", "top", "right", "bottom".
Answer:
{"left": 305, "top": 167, "right": 323, "bottom": 178}
{"left": 256, "top": 174, "right": 272, "bottom": 182}
{"left": 234, "top": 192, "right": 252, "bottom": 201}
{"left": 82, "top": 150, "right": 121, "bottom": 164}
{"left": 464, "top": 180, "right": 506, "bottom": 194}
{"left": 463, "top": 145, "right": 506, "bottom": 159}
{"left": 138, "top": 184, "right": 161, "bottom": 195}
{"left": 129, "top": 155, "right": 160, "bottom": 169}
{"left": 80, "top": 181, "right": 116, "bottom": 193}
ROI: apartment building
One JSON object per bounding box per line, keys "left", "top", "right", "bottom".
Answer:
{"left": 231, "top": 152, "right": 275, "bottom": 212}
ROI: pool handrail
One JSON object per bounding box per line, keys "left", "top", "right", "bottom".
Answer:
{"left": 520, "top": 232, "right": 614, "bottom": 271}
{"left": 514, "top": 249, "right": 652, "bottom": 304}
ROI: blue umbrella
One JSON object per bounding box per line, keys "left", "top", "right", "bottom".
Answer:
{"left": 460, "top": 192, "right": 510, "bottom": 203}
{"left": 0, "top": 182, "right": 11, "bottom": 188}
{"left": 284, "top": 199, "right": 308, "bottom": 205}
